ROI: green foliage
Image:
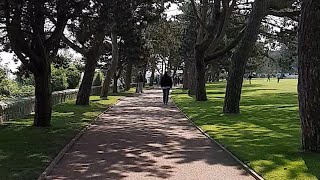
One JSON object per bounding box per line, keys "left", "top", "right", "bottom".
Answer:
{"left": 15, "top": 74, "right": 35, "bottom": 86}
{"left": 0, "top": 65, "right": 34, "bottom": 99}
{"left": 51, "top": 66, "right": 68, "bottom": 91}
{"left": 0, "top": 95, "right": 121, "bottom": 180}
{"left": 66, "top": 65, "right": 81, "bottom": 89}
{"left": 92, "top": 72, "right": 102, "bottom": 86}
{"left": 172, "top": 79, "right": 320, "bottom": 180}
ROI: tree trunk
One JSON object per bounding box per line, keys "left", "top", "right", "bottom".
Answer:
{"left": 113, "top": 72, "right": 118, "bottom": 93}
{"left": 149, "top": 60, "right": 156, "bottom": 86}
{"left": 143, "top": 65, "right": 147, "bottom": 87}
{"left": 183, "top": 60, "right": 190, "bottom": 89}
{"left": 195, "top": 49, "right": 207, "bottom": 101}
{"left": 76, "top": 56, "right": 98, "bottom": 105}
{"left": 101, "top": 28, "right": 119, "bottom": 98}
{"left": 33, "top": 66, "right": 52, "bottom": 127}
{"left": 298, "top": 0, "right": 320, "bottom": 152}
{"left": 223, "top": 0, "right": 267, "bottom": 114}
{"left": 76, "top": 29, "right": 105, "bottom": 105}
{"left": 188, "top": 61, "right": 196, "bottom": 96}
{"left": 125, "top": 61, "right": 133, "bottom": 91}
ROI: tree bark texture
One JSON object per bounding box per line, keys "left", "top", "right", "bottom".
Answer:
{"left": 183, "top": 60, "right": 190, "bottom": 89}
{"left": 195, "top": 49, "right": 207, "bottom": 101}
{"left": 149, "top": 60, "right": 156, "bottom": 86}
{"left": 298, "top": 0, "right": 320, "bottom": 152}
{"left": 188, "top": 61, "right": 197, "bottom": 96}
{"left": 125, "top": 61, "right": 133, "bottom": 91}
{"left": 33, "top": 65, "right": 52, "bottom": 127}
{"left": 101, "top": 29, "right": 119, "bottom": 98}
{"left": 113, "top": 72, "right": 118, "bottom": 93}
{"left": 223, "top": 0, "right": 268, "bottom": 114}
{"left": 76, "top": 30, "right": 105, "bottom": 105}
{"left": 76, "top": 55, "right": 98, "bottom": 105}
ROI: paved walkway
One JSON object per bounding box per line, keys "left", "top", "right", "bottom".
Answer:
{"left": 47, "top": 89, "right": 255, "bottom": 180}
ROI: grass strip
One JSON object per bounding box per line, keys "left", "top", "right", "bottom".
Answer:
{"left": 172, "top": 79, "right": 320, "bottom": 180}
{"left": 0, "top": 94, "right": 125, "bottom": 180}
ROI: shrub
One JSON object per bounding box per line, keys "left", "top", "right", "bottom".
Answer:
{"left": 66, "top": 65, "right": 81, "bottom": 89}
{"left": 51, "top": 66, "right": 68, "bottom": 91}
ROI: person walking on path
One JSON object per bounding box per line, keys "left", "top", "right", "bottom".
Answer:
{"left": 160, "top": 72, "right": 173, "bottom": 105}
{"left": 136, "top": 72, "right": 144, "bottom": 93}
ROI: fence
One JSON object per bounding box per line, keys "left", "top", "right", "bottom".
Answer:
{"left": 0, "top": 86, "right": 102, "bottom": 123}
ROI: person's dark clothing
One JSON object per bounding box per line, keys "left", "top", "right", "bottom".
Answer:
{"left": 160, "top": 75, "right": 173, "bottom": 87}
{"left": 160, "top": 74, "right": 173, "bottom": 104}
{"left": 136, "top": 74, "right": 144, "bottom": 83}
{"left": 162, "top": 89, "right": 170, "bottom": 104}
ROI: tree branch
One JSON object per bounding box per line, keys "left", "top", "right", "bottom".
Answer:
{"left": 61, "top": 35, "right": 87, "bottom": 55}
{"left": 268, "top": 10, "right": 300, "bottom": 21}
{"left": 204, "top": 26, "right": 246, "bottom": 63}
{"left": 190, "top": 0, "right": 209, "bottom": 31}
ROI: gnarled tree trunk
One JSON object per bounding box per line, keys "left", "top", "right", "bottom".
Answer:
{"left": 223, "top": 0, "right": 268, "bottom": 114}
{"left": 298, "top": 0, "right": 320, "bottom": 152}
{"left": 101, "top": 29, "right": 119, "bottom": 98}
{"left": 76, "top": 55, "right": 98, "bottom": 105}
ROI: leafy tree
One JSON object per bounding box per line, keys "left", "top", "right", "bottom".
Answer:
{"left": 223, "top": 0, "right": 298, "bottom": 114}
{"left": 0, "top": 0, "right": 89, "bottom": 126}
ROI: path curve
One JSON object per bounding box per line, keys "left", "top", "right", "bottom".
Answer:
{"left": 47, "top": 89, "right": 255, "bottom": 180}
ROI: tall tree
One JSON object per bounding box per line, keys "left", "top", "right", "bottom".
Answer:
{"left": 62, "top": 1, "right": 112, "bottom": 105}
{"left": 190, "top": 0, "right": 248, "bottom": 101}
{"left": 223, "top": 0, "right": 268, "bottom": 114}
{"left": 223, "top": 0, "right": 297, "bottom": 114}
{"left": 0, "top": 0, "right": 88, "bottom": 126}
{"left": 298, "top": 0, "right": 320, "bottom": 152}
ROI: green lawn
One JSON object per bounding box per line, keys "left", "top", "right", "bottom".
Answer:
{"left": 172, "top": 79, "right": 320, "bottom": 180}
{"left": 0, "top": 95, "right": 124, "bottom": 180}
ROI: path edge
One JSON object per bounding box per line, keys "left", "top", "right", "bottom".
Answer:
{"left": 37, "top": 97, "right": 125, "bottom": 180}
{"left": 171, "top": 98, "right": 264, "bottom": 180}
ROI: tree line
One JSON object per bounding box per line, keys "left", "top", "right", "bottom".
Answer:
{"left": 1, "top": 0, "right": 320, "bottom": 152}
{"left": 178, "top": 0, "right": 319, "bottom": 152}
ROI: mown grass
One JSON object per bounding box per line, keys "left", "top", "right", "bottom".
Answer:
{"left": 172, "top": 78, "right": 320, "bottom": 180}
{"left": 0, "top": 95, "right": 125, "bottom": 180}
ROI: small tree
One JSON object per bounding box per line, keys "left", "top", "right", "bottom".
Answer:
{"left": 51, "top": 66, "right": 68, "bottom": 91}
{"left": 0, "top": 0, "right": 88, "bottom": 126}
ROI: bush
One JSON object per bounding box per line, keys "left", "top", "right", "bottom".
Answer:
{"left": 51, "top": 66, "right": 68, "bottom": 91}
{"left": 66, "top": 65, "right": 81, "bottom": 89}
{"left": 93, "top": 72, "right": 102, "bottom": 86}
